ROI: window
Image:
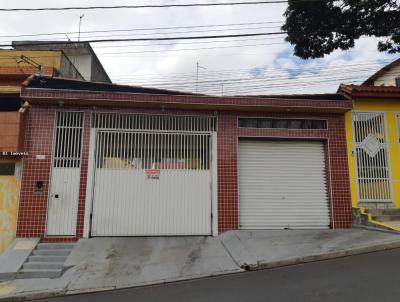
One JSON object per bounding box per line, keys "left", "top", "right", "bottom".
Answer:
{"left": 0, "top": 163, "right": 15, "bottom": 175}
{"left": 53, "top": 112, "right": 84, "bottom": 168}
{"left": 396, "top": 76, "right": 400, "bottom": 88}
{"left": 238, "top": 118, "right": 327, "bottom": 130}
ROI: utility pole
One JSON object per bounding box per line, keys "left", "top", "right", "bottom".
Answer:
{"left": 78, "top": 14, "right": 85, "bottom": 42}
{"left": 196, "top": 61, "right": 206, "bottom": 94}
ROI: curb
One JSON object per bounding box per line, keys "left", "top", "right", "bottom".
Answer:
{"left": 245, "top": 240, "right": 400, "bottom": 270}
{"left": 3, "top": 241, "right": 400, "bottom": 301}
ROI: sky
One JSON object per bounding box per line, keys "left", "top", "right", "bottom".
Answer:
{"left": 0, "top": 0, "right": 399, "bottom": 96}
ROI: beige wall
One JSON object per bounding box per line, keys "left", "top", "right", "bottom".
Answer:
{"left": 374, "top": 64, "right": 400, "bottom": 87}
{"left": 0, "top": 160, "right": 21, "bottom": 253}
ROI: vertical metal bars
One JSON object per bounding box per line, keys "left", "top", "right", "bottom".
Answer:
{"left": 92, "top": 113, "right": 216, "bottom": 132}
{"left": 353, "top": 112, "right": 392, "bottom": 202}
{"left": 95, "top": 131, "right": 210, "bottom": 171}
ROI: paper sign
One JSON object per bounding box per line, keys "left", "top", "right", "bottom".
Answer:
{"left": 146, "top": 169, "right": 160, "bottom": 180}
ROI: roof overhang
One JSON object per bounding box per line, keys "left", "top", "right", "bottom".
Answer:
{"left": 21, "top": 86, "right": 353, "bottom": 113}
{"left": 339, "top": 84, "right": 400, "bottom": 100}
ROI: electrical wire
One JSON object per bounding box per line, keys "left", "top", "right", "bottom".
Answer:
{"left": 0, "top": 31, "right": 286, "bottom": 47}
{"left": 0, "top": 21, "right": 284, "bottom": 39}
{"left": 0, "top": 1, "right": 288, "bottom": 12}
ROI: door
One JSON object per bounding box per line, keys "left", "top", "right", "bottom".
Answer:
{"left": 238, "top": 140, "right": 330, "bottom": 229}
{"left": 46, "top": 112, "right": 84, "bottom": 236}
{"left": 90, "top": 130, "right": 213, "bottom": 236}
{"left": 353, "top": 112, "right": 392, "bottom": 203}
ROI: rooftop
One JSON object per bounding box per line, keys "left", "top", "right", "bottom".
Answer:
{"left": 339, "top": 84, "right": 400, "bottom": 99}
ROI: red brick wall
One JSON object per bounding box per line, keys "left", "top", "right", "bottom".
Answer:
{"left": 16, "top": 105, "right": 352, "bottom": 240}
{"left": 217, "top": 112, "right": 352, "bottom": 232}
{"left": 0, "top": 112, "right": 25, "bottom": 153}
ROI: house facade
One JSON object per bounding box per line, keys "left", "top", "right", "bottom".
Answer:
{"left": 341, "top": 84, "right": 400, "bottom": 210}
{"left": 15, "top": 76, "right": 353, "bottom": 241}
{"left": 340, "top": 59, "right": 400, "bottom": 212}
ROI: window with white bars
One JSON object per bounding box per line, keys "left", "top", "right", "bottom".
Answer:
{"left": 92, "top": 113, "right": 216, "bottom": 132}
{"left": 95, "top": 132, "right": 210, "bottom": 170}
{"left": 353, "top": 112, "right": 391, "bottom": 202}
{"left": 53, "top": 112, "right": 84, "bottom": 168}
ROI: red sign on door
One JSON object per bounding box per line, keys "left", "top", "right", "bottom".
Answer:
{"left": 146, "top": 169, "right": 160, "bottom": 180}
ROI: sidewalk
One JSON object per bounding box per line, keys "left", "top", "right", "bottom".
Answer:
{"left": 1, "top": 229, "right": 400, "bottom": 301}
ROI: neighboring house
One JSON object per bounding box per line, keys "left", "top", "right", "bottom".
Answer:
{"left": 0, "top": 74, "right": 27, "bottom": 253}
{"left": 11, "top": 41, "right": 111, "bottom": 83}
{"left": 0, "top": 42, "right": 110, "bottom": 253}
{"left": 15, "top": 75, "right": 352, "bottom": 242}
{"left": 341, "top": 84, "right": 400, "bottom": 210}
{"left": 341, "top": 58, "right": 400, "bottom": 212}
{"left": 363, "top": 58, "right": 400, "bottom": 87}
{"left": 0, "top": 50, "right": 84, "bottom": 81}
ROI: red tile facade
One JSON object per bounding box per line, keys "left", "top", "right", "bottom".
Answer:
{"left": 16, "top": 99, "right": 352, "bottom": 241}
{"left": 217, "top": 112, "right": 352, "bottom": 232}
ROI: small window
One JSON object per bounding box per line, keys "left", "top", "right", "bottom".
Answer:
{"left": 0, "top": 163, "right": 15, "bottom": 175}
{"left": 396, "top": 77, "right": 400, "bottom": 88}
{"left": 238, "top": 118, "right": 327, "bottom": 130}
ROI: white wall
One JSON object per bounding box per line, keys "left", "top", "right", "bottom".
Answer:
{"left": 66, "top": 54, "right": 92, "bottom": 81}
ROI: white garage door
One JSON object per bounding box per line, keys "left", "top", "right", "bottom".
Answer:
{"left": 238, "top": 140, "right": 330, "bottom": 229}
{"left": 89, "top": 113, "right": 216, "bottom": 236}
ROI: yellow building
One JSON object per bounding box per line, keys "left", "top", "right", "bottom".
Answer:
{"left": 340, "top": 59, "right": 400, "bottom": 228}
{"left": 0, "top": 75, "right": 26, "bottom": 254}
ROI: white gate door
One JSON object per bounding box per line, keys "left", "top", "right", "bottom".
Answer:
{"left": 47, "top": 112, "right": 84, "bottom": 236}
{"left": 238, "top": 140, "right": 330, "bottom": 229}
{"left": 91, "top": 131, "right": 212, "bottom": 236}
{"left": 353, "top": 112, "right": 392, "bottom": 204}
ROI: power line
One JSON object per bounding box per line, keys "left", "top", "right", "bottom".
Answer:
{"left": 97, "top": 41, "right": 286, "bottom": 55}
{"left": 0, "top": 21, "right": 284, "bottom": 38}
{"left": 112, "top": 59, "right": 392, "bottom": 77}
{"left": 92, "top": 36, "right": 284, "bottom": 49}
{"left": 119, "top": 69, "right": 379, "bottom": 90}
{"left": 0, "top": 1, "right": 288, "bottom": 12}
{"left": 0, "top": 31, "right": 286, "bottom": 47}
{"left": 111, "top": 60, "right": 393, "bottom": 81}
{"left": 0, "top": 25, "right": 282, "bottom": 44}
{"left": 117, "top": 68, "right": 383, "bottom": 88}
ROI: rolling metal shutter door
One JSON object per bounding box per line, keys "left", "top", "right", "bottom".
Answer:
{"left": 238, "top": 140, "right": 330, "bottom": 229}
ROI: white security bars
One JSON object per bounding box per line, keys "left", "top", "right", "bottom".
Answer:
{"left": 47, "top": 111, "right": 84, "bottom": 236}
{"left": 353, "top": 112, "right": 392, "bottom": 203}
{"left": 95, "top": 131, "right": 210, "bottom": 170}
{"left": 92, "top": 113, "right": 217, "bottom": 133}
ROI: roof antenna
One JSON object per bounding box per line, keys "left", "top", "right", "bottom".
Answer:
{"left": 78, "top": 14, "right": 85, "bottom": 42}
{"left": 196, "top": 61, "right": 206, "bottom": 94}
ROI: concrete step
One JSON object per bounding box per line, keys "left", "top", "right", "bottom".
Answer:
{"left": 367, "top": 209, "right": 400, "bottom": 216}
{"left": 17, "top": 268, "right": 62, "bottom": 279}
{"left": 27, "top": 255, "right": 68, "bottom": 263}
{"left": 22, "top": 262, "right": 64, "bottom": 270}
{"left": 32, "top": 249, "right": 71, "bottom": 256}
{"left": 372, "top": 215, "right": 400, "bottom": 222}
{"left": 36, "top": 243, "right": 75, "bottom": 250}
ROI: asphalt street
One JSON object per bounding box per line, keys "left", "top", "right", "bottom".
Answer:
{"left": 34, "top": 248, "right": 400, "bottom": 302}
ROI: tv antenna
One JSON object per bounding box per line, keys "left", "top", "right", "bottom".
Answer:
{"left": 196, "top": 61, "right": 206, "bottom": 94}
{"left": 78, "top": 14, "right": 85, "bottom": 42}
